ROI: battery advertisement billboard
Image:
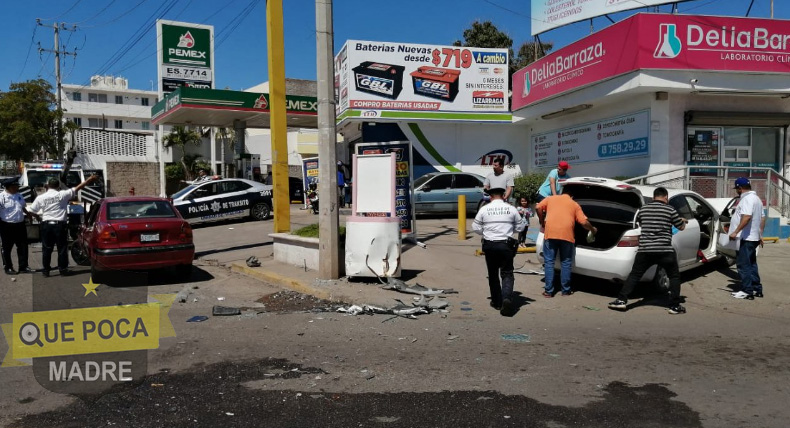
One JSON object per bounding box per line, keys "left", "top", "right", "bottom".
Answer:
{"left": 156, "top": 20, "right": 214, "bottom": 97}
{"left": 336, "top": 40, "right": 511, "bottom": 123}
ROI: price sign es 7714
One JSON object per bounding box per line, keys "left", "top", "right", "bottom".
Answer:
{"left": 336, "top": 40, "right": 509, "bottom": 116}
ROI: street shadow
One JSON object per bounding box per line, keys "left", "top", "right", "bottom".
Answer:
{"left": 404, "top": 226, "right": 457, "bottom": 252}
{"left": 345, "top": 269, "right": 426, "bottom": 285}
{"left": 501, "top": 291, "right": 534, "bottom": 317}
{"left": 194, "top": 241, "right": 272, "bottom": 259}
{"left": 147, "top": 265, "right": 214, "bottom": 286}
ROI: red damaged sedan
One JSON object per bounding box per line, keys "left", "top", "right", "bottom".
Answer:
{"left": 71, "top": 197, "right": 195, "bottom": 277}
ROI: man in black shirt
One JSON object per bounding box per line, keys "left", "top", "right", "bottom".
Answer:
{"left": 608, "top": 187, "right": 688, "bottom": 314}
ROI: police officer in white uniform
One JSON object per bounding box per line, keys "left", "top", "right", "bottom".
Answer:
{"left": 472, "top": 186, "right": 526, "bottom": 316}
{"left": 30, "top": 175, "right": 98, "bottom": 277}
{"left": 1, "top": 177, "right": 37, "bottom": 274}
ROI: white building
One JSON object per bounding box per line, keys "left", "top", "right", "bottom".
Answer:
{"left": 61, "top": 75, "right": 157, "bottom": 133}
{"left": 59, "top": 76, "right": 165, "bottom": 196}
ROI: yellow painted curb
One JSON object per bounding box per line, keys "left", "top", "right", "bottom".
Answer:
{"left": 762, "top": 237, "right": 778, "bottom": 243}
{"left": 475, "top": 246, "right": 536, "bottom": 256}
{"left": 230, "top": 263, "right": 339, "bottom": 302}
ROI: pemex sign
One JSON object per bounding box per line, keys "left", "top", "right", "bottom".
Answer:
{"left": 157, "top": 20, "right": 214, "bottom": 95}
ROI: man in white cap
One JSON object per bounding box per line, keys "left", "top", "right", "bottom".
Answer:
{"left": 1, "top": 177, "right": 38, "bottom": 274}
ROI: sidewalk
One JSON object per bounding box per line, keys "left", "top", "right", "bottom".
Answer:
{"left": 228, "top": 207, "right": 544, "bottom": 310}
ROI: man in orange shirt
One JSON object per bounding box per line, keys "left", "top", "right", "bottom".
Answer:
{"left": 536, "top": 192, "right": 597, "bottom": 297}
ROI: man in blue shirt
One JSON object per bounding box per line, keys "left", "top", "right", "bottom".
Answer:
{"left": 536, "top": 161, "right": 571, "bottom": 203}
{"left": 0, "top": 178, "right": 38, "bottom": 274}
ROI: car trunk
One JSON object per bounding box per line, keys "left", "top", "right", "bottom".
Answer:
{"left": 110, "top": 218, "right": 185, "bottom": 248}
{"left": 563, "top": 180, "right": 643, "bottom": 250}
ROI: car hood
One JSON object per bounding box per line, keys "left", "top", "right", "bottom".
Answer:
{"left": 562, "top": 177, "right": 643, "bottom": 209}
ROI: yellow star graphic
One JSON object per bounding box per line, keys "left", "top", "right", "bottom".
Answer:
{"left": 82, "top": 277, "right": 101, "bottom": 297}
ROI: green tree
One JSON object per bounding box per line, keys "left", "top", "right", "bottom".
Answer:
{"left": 0, "top": 79, "right": 59, "bottom": 161}
{"left": 512, "top": 40, "right": 554, "bottom": 74}
{"left": 453, "top": 20, "right": 514, "bottom": 62}
{"left": 163, "top": 126, "right": 203, "bottom": 180}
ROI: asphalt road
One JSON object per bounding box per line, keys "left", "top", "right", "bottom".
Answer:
{"left": 1, "top": 212, "right": 788, "bottom": 427}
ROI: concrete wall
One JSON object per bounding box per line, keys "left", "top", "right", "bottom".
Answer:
{"left": 105, "top": 162, "right": 161, "bottom": 197}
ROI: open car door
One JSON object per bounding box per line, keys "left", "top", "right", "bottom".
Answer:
{"left": 709, "top": 197, "right": 740, "bottom": 259}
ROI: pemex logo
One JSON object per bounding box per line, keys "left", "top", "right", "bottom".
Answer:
{"left": 177, "top": 31, "right": 195, "bottom": 49}
{"left": 253, "top": 94, "right": 268, "bottom": 110}
{"left": 654, "top": 23, "right": 682, "bottom": 58}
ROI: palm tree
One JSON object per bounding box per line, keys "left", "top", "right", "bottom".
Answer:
{"left": 163, "top": 126, "right": 203, "bottom": 181}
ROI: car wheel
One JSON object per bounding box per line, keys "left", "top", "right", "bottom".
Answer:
{"left": 70, "top": 242, "right": 91, "bottom": 266}
{"left": 174, "top": 264, "right": 192, "bottom": 280}
{"left": 652, "top": 266, "right": 670, "bottom": 294}
{"left": 251, "top": 202, "right": 271, "bottom": 220}
{"left": 90, "top": 264, "right": 108, "bottom": 284}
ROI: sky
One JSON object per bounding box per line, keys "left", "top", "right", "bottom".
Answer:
{"left": 1, "top": 0, "right": 787, "bottom": 93}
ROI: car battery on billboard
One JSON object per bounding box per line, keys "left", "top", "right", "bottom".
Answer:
{"left": 410, "top": 67, "right": 460, "bottom": 102}
{"left": 352, "top": 61, "right": 405, "bottom": 99}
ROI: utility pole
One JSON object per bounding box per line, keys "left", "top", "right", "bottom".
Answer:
{"left": 38, "top": 20, "right": 77, "bottom": 159}
{"left": 315, "top": 0, "right": 340, "bottom": 279}
{"left": 771, "top": 0, "right": 774, "bottom": 18}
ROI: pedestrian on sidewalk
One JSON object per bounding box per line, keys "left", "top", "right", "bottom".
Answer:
{"left": 1, "top": 178, "right": 38, "bottom": 275}
{"left": 536, "top": 191, "right": 597, "bottom": 297}
{"left": 484, "top": 159, "right": 514, "bottom": 204}
{"left": 728, "top": 177, "right": 765, "bottom": 300}
{"left": 29, "top": 175, "right": 99, "bottom": 277}
{"left": 608, "top": 187, "right": 688, "bottom": 314}
{"left": 516, "top": 196, "right": 532, "bottom": 247}
{"left": 535, "top": 161, "right": 571, "bottom": 203}
{"left": 472, "top": 187, "right": 526, "bottom": 316}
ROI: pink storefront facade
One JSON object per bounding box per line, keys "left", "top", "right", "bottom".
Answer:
{"left": 512, "top": 13, "right": 790, "bottom": 189}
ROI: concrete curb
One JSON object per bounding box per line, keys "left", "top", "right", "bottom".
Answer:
{"left": 230, "top": 262, "right": 353, "bottom": 303}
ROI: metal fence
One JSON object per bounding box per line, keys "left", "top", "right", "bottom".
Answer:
{"left": 624, "top": 166, "right": 790, "bottom": 220}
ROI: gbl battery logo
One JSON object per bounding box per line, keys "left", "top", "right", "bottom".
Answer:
{"left": 356, "top": 74, "right": 395, "bottom": 96}
{"left": 1, "top": 269, "right": 176, "bottom": 396}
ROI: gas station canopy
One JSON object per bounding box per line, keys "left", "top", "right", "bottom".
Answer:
{"left": 151, "top": 87, "right": 318, "bottom": 128}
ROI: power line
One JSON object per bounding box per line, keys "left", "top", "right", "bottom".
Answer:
{"left": 74, "top": 0, "right": 120, "bottom": 25}
{"left": 217, "top": 0, "right": 264, "bottom": 48}
{"left": 17, "top": 23, "right": 39, "bottom": 81}
{"left": 42, "top": 0, "right": 84, "bottom": 21}
{"left": 80, "top": 0, "right": 151, "bottom": 28}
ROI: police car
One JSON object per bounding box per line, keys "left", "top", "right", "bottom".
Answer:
{"left": 171, "top": 178, "right": 273, "bottom": 225}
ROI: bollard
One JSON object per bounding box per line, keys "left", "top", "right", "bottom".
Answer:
{"left": 458, "top": 194, "right": 467, "bottom": 240}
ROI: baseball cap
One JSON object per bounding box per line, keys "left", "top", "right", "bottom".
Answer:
{"left": 487, "top": 187, "right": 506, "bottom": 195}
{"left": 733, "top": 177, "right": 750, "bottom": 188}
{"left": 1, "top": 177, "right": 20, "bottom": 187}
{"left": 558, "top": 161, "right": 571, "bottom": 169}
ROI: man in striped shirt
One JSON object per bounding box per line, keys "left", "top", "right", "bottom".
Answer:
{"left": 609, "top": 187, "right": 688, "bottom": 314}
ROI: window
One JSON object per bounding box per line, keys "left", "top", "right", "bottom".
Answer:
{"left": 114, "top": 120, "right": 123, "bottom": 129}
{"left": 73, "top": 92, "right": 82, "bottom": 101}
{"left": 426, "top": 174, "right": 452, "bottom": 190}
{"left": 88, "top": 118, "right": 98, "bottom": 128}
{"left": 142, "top": 121, "right": 150, "bottom": 130}
{"left": 88, "top": 93, "right": 98, "bottom": 102}
{"left": 72, "top": 118, "right": 82, "bottom": 127}
{"left": 107, "top": 201, "right": 176, "bottom": 220}
{"left": 454, "top": 174, "right": 483, "bottom": 189}
{"left": 220, "top": 181, "right": 251, "bottom": 193}
{"left": 190, "top": 183, "right": 217, "bottom": 199}
{"left": 141, "top": 98, "right": 149, "bottom": 106}
{"left": 98, "top": 94, "right": 107, "bottom": 103}
{"left": 669, "top": 196, "right": 694, "bottom": 219}
{"left": 115, "top": 95, "right": 123, "bottom": 104}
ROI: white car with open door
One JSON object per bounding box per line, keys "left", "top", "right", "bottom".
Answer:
{"left": 536, "top": 177, "right": 737, "bottom": 289}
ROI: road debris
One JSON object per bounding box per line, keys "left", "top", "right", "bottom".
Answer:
{"left": 582, "top": 305, "right": 601, "bottom": 311}
{"left": 337, "top": 295, "right": 449, "bottom": 319}
{"left": 382, "top": 277, "right": 458, "bottom": 296}
{"left": 186, "top": 316, "right": 208, "bottom": 322}
{"left": 246, "top": 256, "right": 261, "bottom": 267}
{"left": 213, "top": 306, "right": 242, "bottom": 316}
{"left": 501, "top": 334, "right": 530, "bottom": 343}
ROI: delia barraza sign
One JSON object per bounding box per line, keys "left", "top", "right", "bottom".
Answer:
{"left": 531, "top": 0, "right": 677, "bottom": 36}
{"left": 157, "top": 20, "right": 214, "bottom": 95}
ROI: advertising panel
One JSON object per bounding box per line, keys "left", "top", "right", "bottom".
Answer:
{"left": 531, "top": 0, "right": 678, "bottom": 35}
{"left": 531, "top": 110, "right": 649, "bottom": 167}
{"left": 514, "top": 14, "right": 790, "bottom": 110}
{"left": 156, "top": 20, "right": 214, "bottom": 97}
{"left": 356, "top": 142, "right": 414, "bottom": 235}
{"left": 336, "top": 40, "right": 510, "bottom": 122}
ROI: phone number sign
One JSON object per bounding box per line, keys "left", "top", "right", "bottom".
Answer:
{"left": 532, "top": 110, "right": 650, "bottom": 167}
